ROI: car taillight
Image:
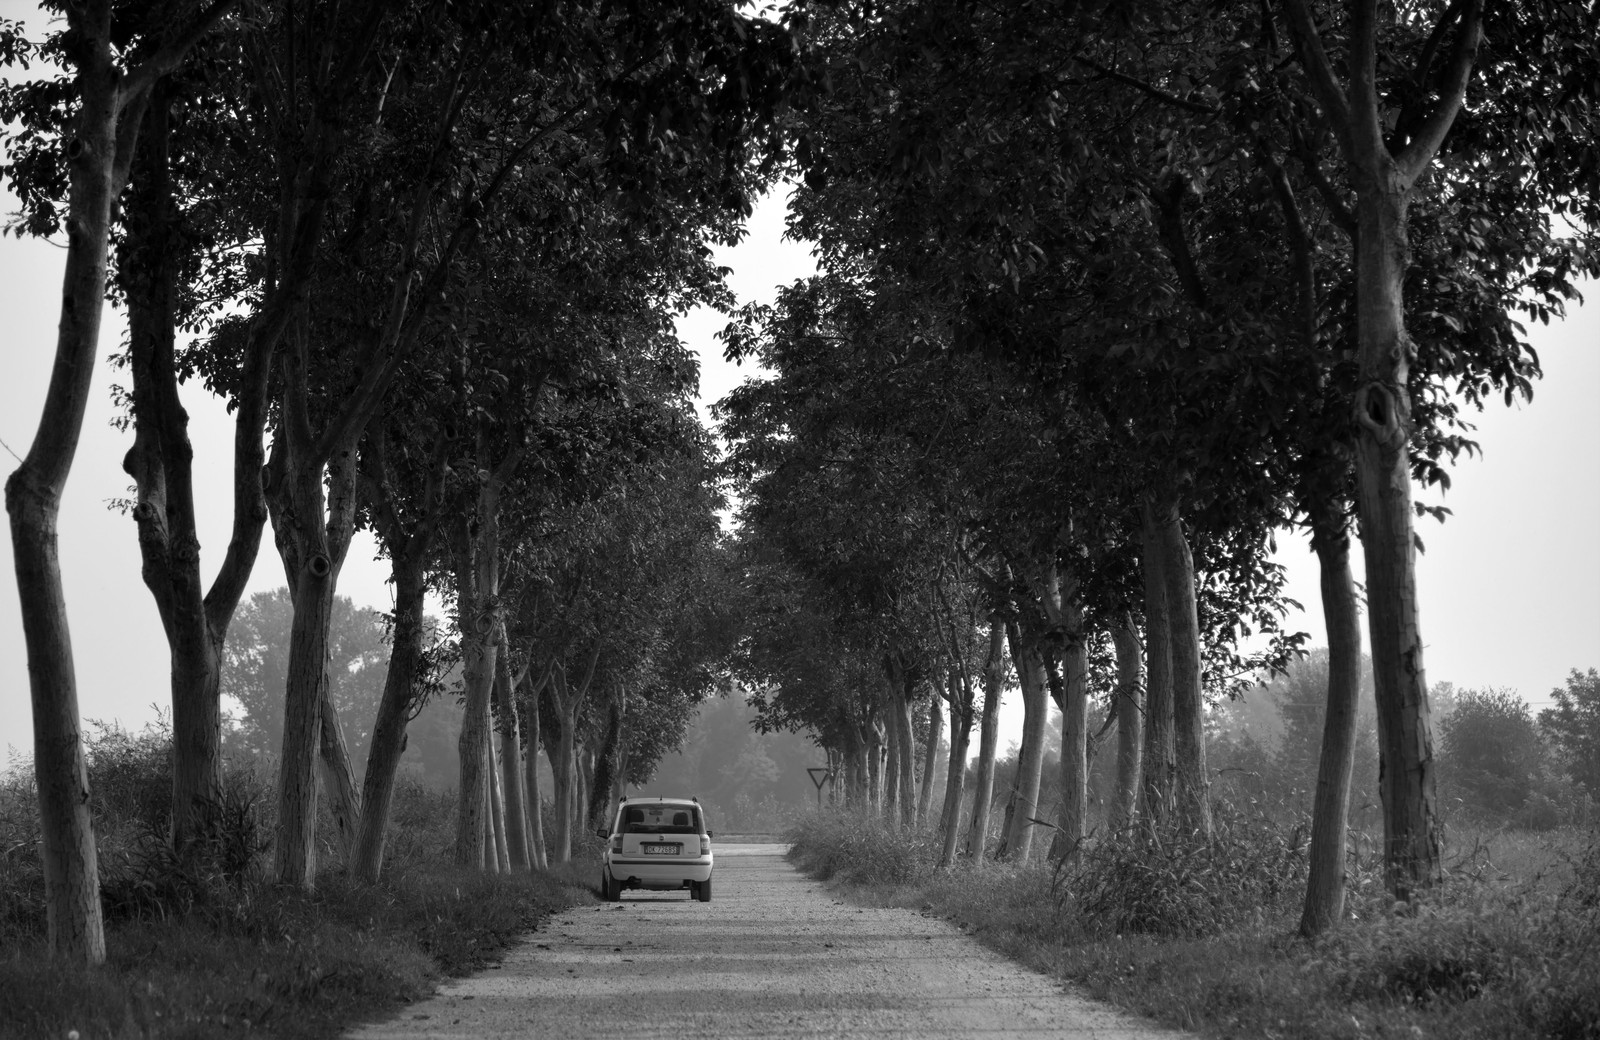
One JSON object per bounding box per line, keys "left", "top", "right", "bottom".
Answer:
{"left": 611, "top": 834, "right": 623, "bottom": 853}
{"left": 700, "top": 836, "right": 710, "bottom": 855}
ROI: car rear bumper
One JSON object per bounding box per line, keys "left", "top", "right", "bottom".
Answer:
{"left": 607, "top": 856, "right": 713, "bottom": 884}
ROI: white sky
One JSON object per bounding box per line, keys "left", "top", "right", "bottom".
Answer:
{"left": 2, "top": 138, "right": 1596, "bottom": 771}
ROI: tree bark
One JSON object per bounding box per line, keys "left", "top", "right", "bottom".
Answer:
{"left": 450, "top": 510, "right": 496, "bottom": 869}
{"left": 1054, "top": 594, "right": 1089, "bottom": 863}
{"left": 493, "top": 643, "right": 530, "bottom": 870}
{"left": 1353, "top": 191, "right": 1442, "bottom": 899}
{"left": 965, "top": 620, "right": 1006, "bottom": 861}
{"left": 546, "top": 690, "right": 577, "bottom": 863}
{"left": 317, "top": 689, "right": 362, "bottom": 861}
{"left": 544, "top": 648, "right": 599, "bottom": 863}
{"left": 1157, "top": 501, "right": 1212, "bottom": 839}
{"left": 519, "top": 668, "right": 548, "bottom": 870}
{"left": 1139, "top": 498, "right": 1176, "bottom": 828}
{"left": 272, "top": 540, "right": 340, "bottom": 886}
{"left": 897, "top": 670, "right": 918, "bottom": 831}
{"left": 587, "top": 694, "right": 624, "bottom": 832}
{"left": 918, "top": 691, "right": 943, "bottom": 830}
{"left": 487, "top": 726, "right": 510, "bottom": 873}
{"left": 1300, "top": 506, "right": 1365, "bottom": 935}
{"left": 1279, "top": 0, "right": 1474, "bottom": 903}
{"left": 4, "top": 0, "right": 131, "bottom": 964}
{"left": 937, "top": 669, "right": 974, "bottom": 868}
{"left": 1001, "top": 619, "right": 1048, "bottom": 862}
{"left": 1109, "top": 619, "right": 1145, "bottom": 831}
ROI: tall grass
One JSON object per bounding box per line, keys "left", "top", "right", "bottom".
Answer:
{"left": 0, "top": 722, "right": 595, "bottom": 1039}
{"left": 788, "top": 805, "right": 1600, "bottom": 1040}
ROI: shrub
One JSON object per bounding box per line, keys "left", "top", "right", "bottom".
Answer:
{"left": 786, "top": 807, "right": 937, "bottom": 885}
{"left": 1053, "top": 810, "right": 1314, "bottom": 938}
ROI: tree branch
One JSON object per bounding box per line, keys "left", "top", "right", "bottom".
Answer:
{"left": 1278, "top": 0, "right": 1358, "bottom": 161}
{"left": 1069, "top": 54, "right": 1219, "bottom": 116}
{"left": 117, "top": 0, "right": 239, "bottom": 108}
{"left": 1396, "top": 0, "right": 1484, "bottom": 187}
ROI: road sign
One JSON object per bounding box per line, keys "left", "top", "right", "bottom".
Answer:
{"left": 806, "top": 767, "right": 834, "bottom": 809}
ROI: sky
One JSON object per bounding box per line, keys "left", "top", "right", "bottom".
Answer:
{"left": 1, "top": 46, "right": 1596, "bottom": 773}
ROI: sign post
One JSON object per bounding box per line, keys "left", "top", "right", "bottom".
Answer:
{"left": 806, "top": 767, "right": 834, "bottom": 811}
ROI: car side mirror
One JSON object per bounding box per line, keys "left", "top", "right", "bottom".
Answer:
{"left": 707, "top": 830, "right": 714, "bottom": 839}
{"left": 596, "top": 828, "right": 609, "bottom": 839}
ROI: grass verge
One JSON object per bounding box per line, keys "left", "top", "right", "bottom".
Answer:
{"left": 2, "top": 733, "right": 599, "bottom": 1040}
{"left": 0, "top": 858, "right": 597, "bottom": 1040}
{"left": 788, "top": 809, "right": 1600, "bottom": 1040}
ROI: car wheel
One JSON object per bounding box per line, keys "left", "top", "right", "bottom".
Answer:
{"left": 696, "top": 876, "right": 712, "bottom": 903}
{"left": 603, "top": 869, "right": 622, "bottom": 902}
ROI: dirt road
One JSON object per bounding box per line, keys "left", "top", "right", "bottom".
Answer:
{"left": 347, "top": 843, "right": 1189, "bottom": 1039}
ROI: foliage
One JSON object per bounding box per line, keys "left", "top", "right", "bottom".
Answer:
{"left": 1207, "top": 651, "right": 1381, "bottom": 828}
{"left": 1054, "top": 811, "right": 1315, "bottom": 939}
{"left": 1540, "top": 669, "right": 1600, "bottom": 802}
{"left": 649, "top": 692, "right": 819, "bottom": 831}
{"left": 220, "top": 589, "right": 389, "bottom": 766}
{"left": 0, "top": 736, "right": 595, "bottom": 1039}
{"left": 1439, "top": 688, "right": 1547, "bottom": 820}
{"left": 785, "top": 807, "right": 939, "bottom": 886}
{"left": 788, "top": 799, "right": 1600, "bottom": 1040}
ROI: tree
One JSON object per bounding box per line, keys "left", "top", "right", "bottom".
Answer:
{"left": 219, "top": 589, "right": 388, "bottom": 766}
{"left": 1438, "top": 688, "right": 1544, "bottom": 820}
{"left": 1539, "top": 668, "right": 1600, "bottom": 802}
{"left": 1, "top": 0, "right": 235, "bottom": 963}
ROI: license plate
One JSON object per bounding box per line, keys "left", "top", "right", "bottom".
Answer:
{"left": 643, "top": 843, "right": 678, "bottom": 856}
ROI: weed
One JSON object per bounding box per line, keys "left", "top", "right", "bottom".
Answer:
{"left": 787, "top": 795, "right": 1600, "bottom": 1040}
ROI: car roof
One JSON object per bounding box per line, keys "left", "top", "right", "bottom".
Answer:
{"left": 619, "top": 795, "right": 698, "bottom": 806}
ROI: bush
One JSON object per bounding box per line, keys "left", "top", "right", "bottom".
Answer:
{"left": 1053, "top": 809, "right": 1316, "bottom": 938}
{"left": 786, "top": 807, "right": 938, "bottom": 886}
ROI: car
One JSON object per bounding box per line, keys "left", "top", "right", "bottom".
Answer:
{"left": 598, "top": 796, "right": 714, "bottom": 902}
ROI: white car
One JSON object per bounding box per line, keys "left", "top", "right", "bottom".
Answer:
{"left": 599, "top": 796, "right": 714, "bottom": 902}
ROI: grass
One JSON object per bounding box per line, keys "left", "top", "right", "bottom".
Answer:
{"left": 788, "top": 808, "right": 1600, "bottom": 1040}
{"left": 1, "top": 728, "right": 598, "bottom": 1040}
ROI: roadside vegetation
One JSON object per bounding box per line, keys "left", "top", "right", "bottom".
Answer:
{"left": 789, "top": 808, "right": 1599, "bottom": 1040}
{"left": 0, "top": 723, "right": 597, "bottom": 1040}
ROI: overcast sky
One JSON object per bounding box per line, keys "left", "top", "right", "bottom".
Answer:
{"left": 2, "top": 111, "right": 1596, "bottom": 772}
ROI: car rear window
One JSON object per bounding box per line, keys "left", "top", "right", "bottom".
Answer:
{"left": 620, "top": 804, "right": 700, "bottom": 834}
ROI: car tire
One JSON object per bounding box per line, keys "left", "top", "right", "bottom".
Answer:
{"left": 602, "top": 869, "right": 622, "bottom": 902}
{"left": 696, "top": 876, "right": 712, "bottom": 903}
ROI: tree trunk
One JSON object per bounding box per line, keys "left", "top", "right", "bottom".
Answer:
{"left": 575, "top": 750, "right": 592, "bottom": 835}
{"left": 487, "top": 726, "right": 510, "bottom": 873}
{"left": 1157, "top": 501, "right": 1212, "bottom": 839}
{"left": 1354, "top": 193, "right": 1441, "bottom": 900}
{"left": 4, "top": 0, "right": 129, "bottom": 963}
{"left": 1109, "top": 619, "right": 1145, "bottom": 831}
{"left": 966, "top": 620, "right": 1005, "bottom": 861}
{"left": 317, "top": 690, "right": 362, "bottom": 861}
{"left": 937, "top": 669, "right": 974, "bottom": 868}
{"left": 1278, "top": 0, "right": 1466, "bottom": 907}
{"left": 547, "top": 701, "right": 576, "bottom": 863}
{"left": 896, "top": 674, "right": 918, "bottom": 831}
{"left": 452, "top": 542, "right": 495, "bottom": 868}
{"left": 493, "top": 642, "right": 530, "bottom": 870}
{"left": 520, "top": 671, "right": 548, "bottom": 870}
{"left": 588, "top": 695, "right": 624, "bottom": 832}
{"left": 1300, "top": 506, "right": 1365, "bottom": 935}
{"left": 267, "top": 341, "right": 363, "bottom": 887}
{"left": 350, "top": 550, "right": 427, "bottom": 883}
{"left": 918, "top": 690, "right": 943, "bottom": 829}
{"left": 273, "top": 553, "right": 339, "bottom": 886}
{"left": 1139, "top": 498, "right": 1176, "bottom": 828}
{"left": 1002, "top": 619, "right": 1048, "bottom": 862}
{"left": 865, "top": 723, "right": 884, "bottom": 811}
{"left": 1053, "top": 596, "right": 1089, "bottom": 863}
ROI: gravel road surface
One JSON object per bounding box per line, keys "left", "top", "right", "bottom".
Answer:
{"left": 347, "top": 843, "right": 1190, "bottom": 1040}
